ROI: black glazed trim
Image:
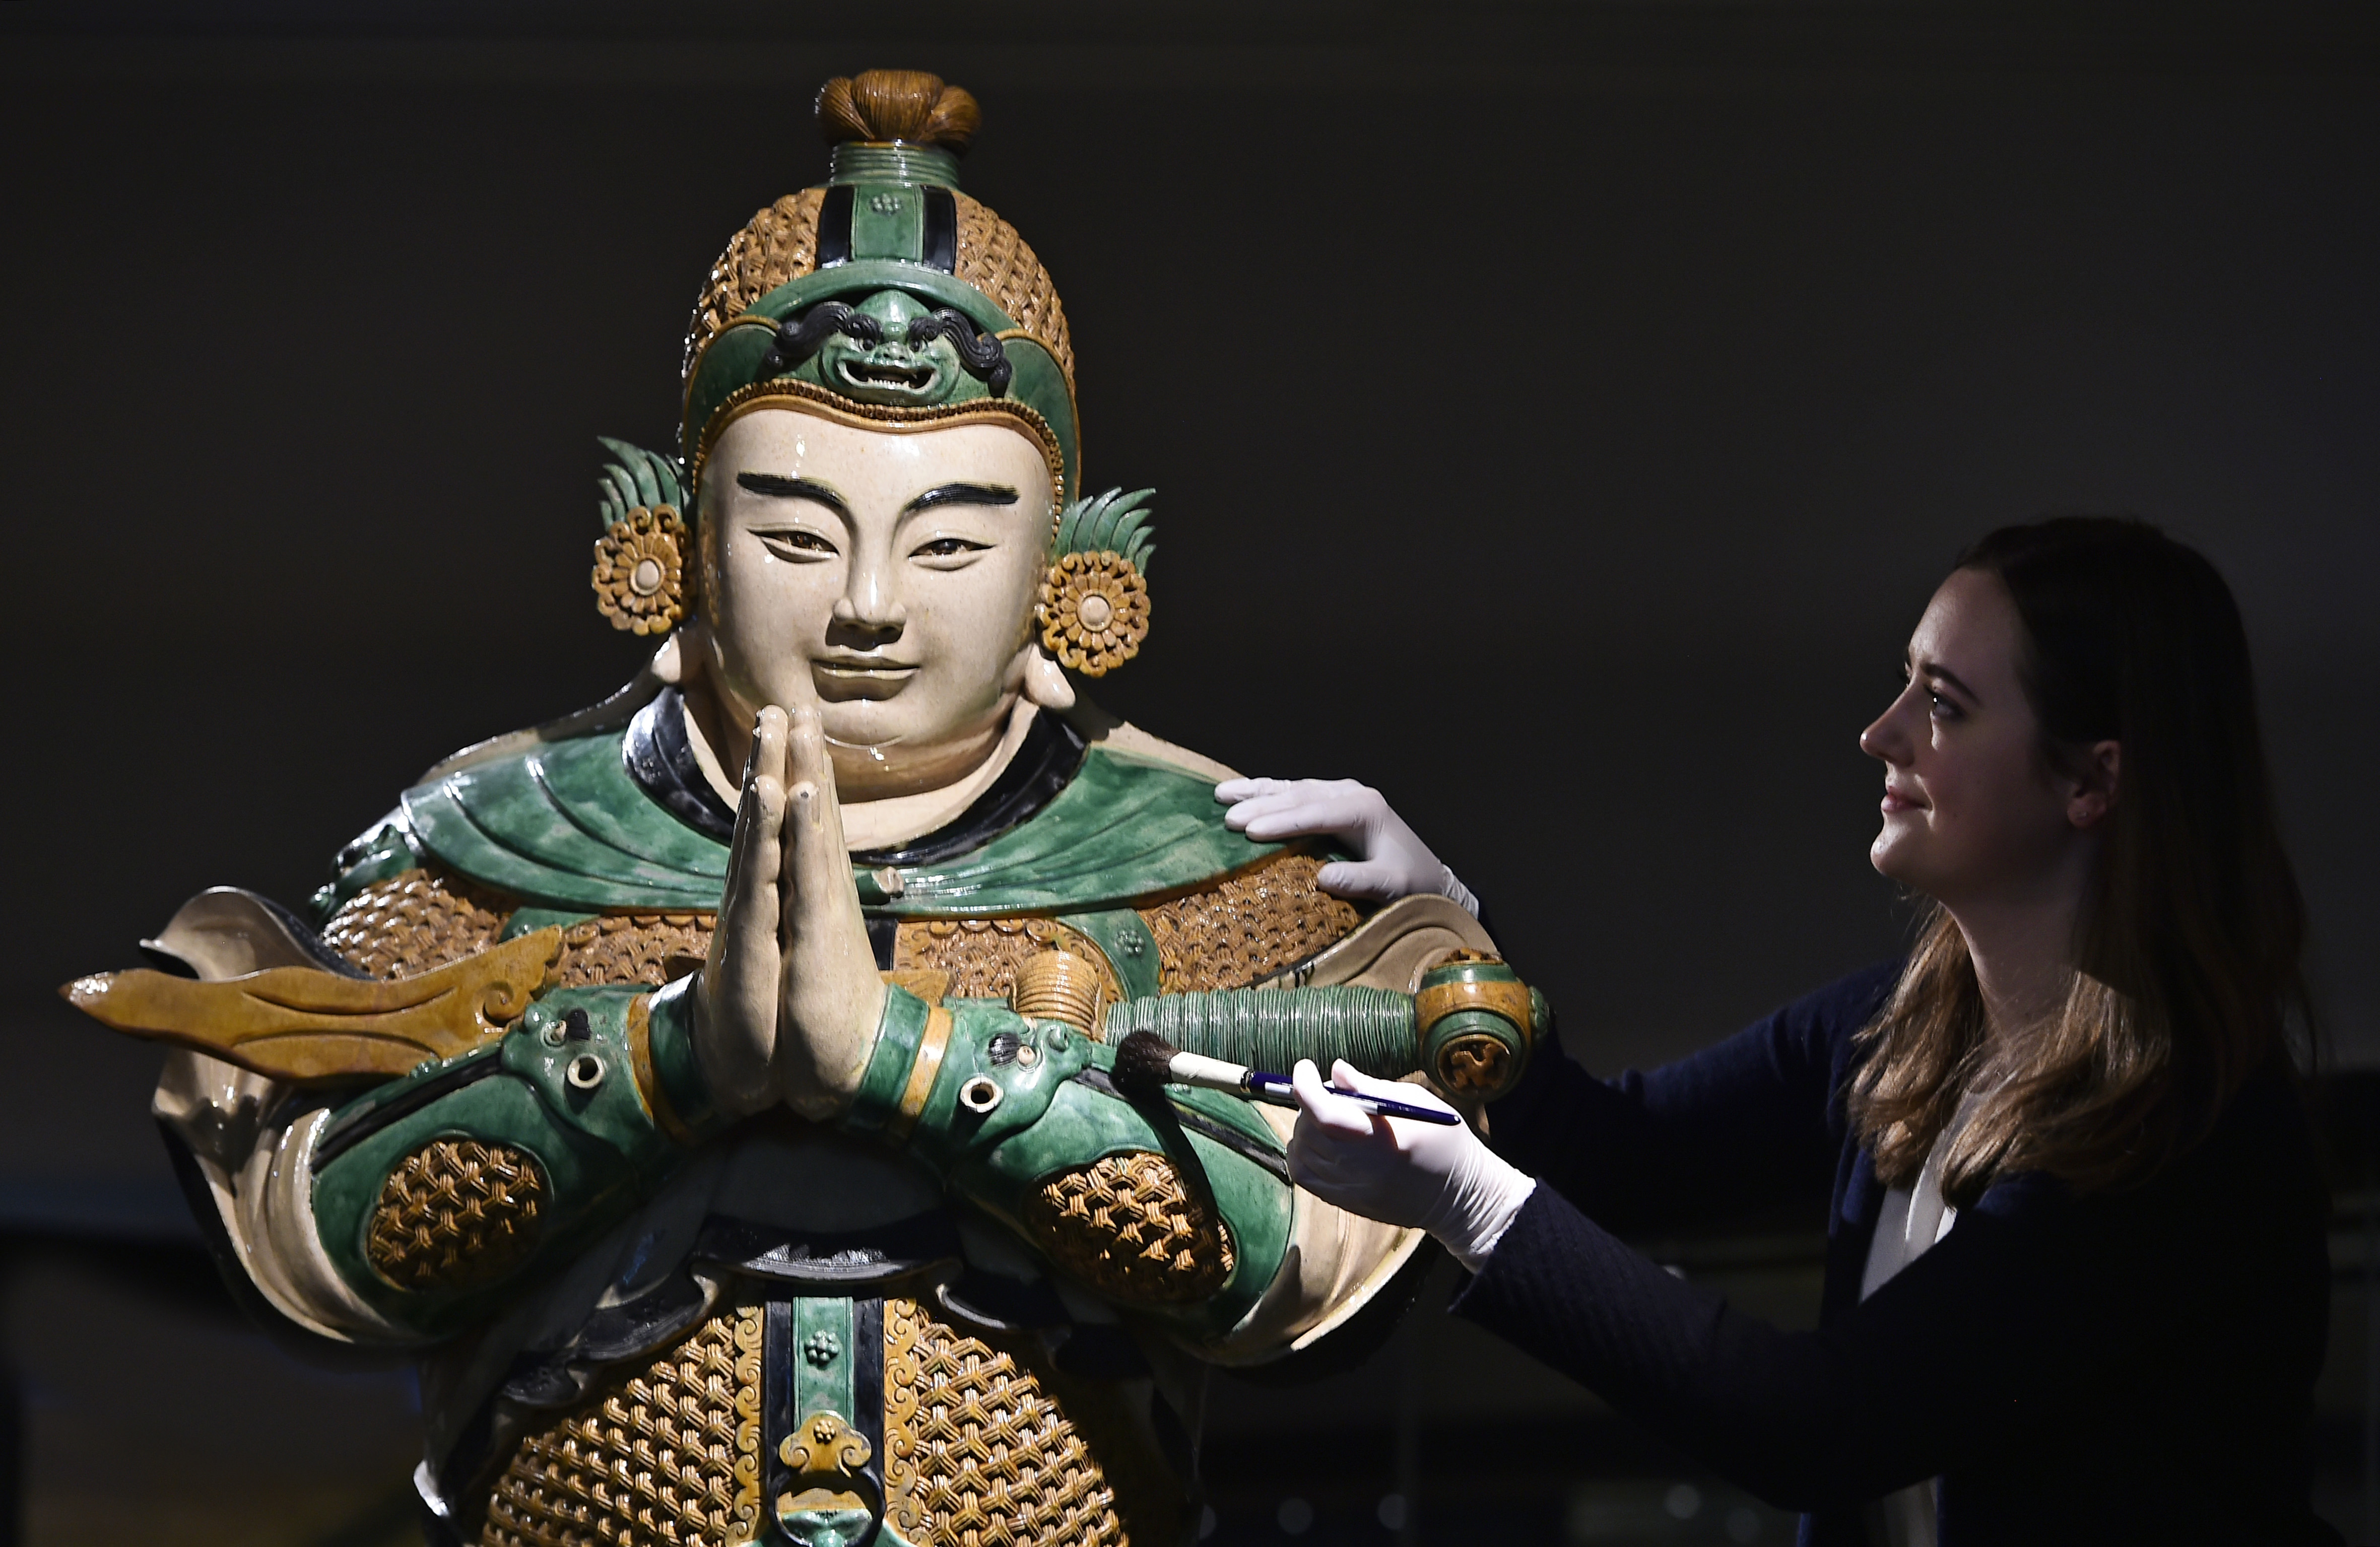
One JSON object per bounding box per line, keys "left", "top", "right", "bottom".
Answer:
{"left": 759, "top": 300, "right": 883, "bottom": 379}
{"left": 625, "top": 691, "right": 1089, "bottom": 874}
{"left": 497, "top": 1269, "right": 714, "bottom": 1407}
{"left": 851, "top": 712, "right": 1087, "bottom": 869}
{"left": 851, "top": 1295, "right": 886, "bottom": 1470}
{"left": 1069, "top": 1068, "right": 1293, "bottom": 1185}
{"left": 936, "top": 1269, "right": 1070, "bottom": 1334}
{"left": 312, "top": 1048, "right": 503, "bottom": 1168}
{"left": 903, "top": 308, "right": 1012, "bottom": 396}
{"left": 817, "top": 184, "right": 855, "bottom": 266}
{"left": 690, "top": 1213, "right": 964, "bottom": 1287}
{"left": 624, "top": 688, "right": 738, "bottom": 842}
{"left": 921, "top": 187, "right": 957, "bottom": 272}
{"left": 142, "top": 888, "right": 374, "bottom": 980}
{"left": 763, "top": 1295, "right": 889, "bottom": 1547}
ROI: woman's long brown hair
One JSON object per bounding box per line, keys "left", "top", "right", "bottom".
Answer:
{"left": 1847, "top": 518, "right": 2311, "bottom": 1208}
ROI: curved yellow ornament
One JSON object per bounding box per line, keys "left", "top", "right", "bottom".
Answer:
{"left": 591, "top": 503, "right": 692, "bottom": 635}
{"left": 1037, "top": 550, "right": 1150, "bottom": 676}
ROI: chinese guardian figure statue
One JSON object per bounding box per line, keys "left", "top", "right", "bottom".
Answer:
{"left": 65, "top": 71, "right": 1542, "bottom": 1547}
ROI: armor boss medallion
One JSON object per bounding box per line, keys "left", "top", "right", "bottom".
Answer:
{"left": 1414, "top": 956, "right": 1540, "bottom": 1102}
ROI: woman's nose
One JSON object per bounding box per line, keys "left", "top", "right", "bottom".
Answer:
{"left": 1860, "top": 695, "right": 1912, "bottom": 764}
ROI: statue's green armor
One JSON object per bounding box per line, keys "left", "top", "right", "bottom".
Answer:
{"left": 283, "top": 693, "right": 1458, "bottom": 1547}
{"left": 299, "top": 703, "right": 1316, "bottom": 1351}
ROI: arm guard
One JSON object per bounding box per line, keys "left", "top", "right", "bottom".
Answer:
{"left": 306, "top": 977, "right": 723, "bottom": 1336}
{"left": 1105, "top": 959, "right": 1544, "bottom": 1102}
{"left": 842, "top": 987, "right": 1298, "bottom": 1347}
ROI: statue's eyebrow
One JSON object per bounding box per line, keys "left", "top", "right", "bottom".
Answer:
{"left": 904, "top": 483, "right": 1018, "bottom": 514}
{"left": 736, "top": 472, "right": 847, "bottom": 515}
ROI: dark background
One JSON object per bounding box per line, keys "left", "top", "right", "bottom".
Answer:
{"left": 2, "top": 4, "right": 2376, "bottom": 1544}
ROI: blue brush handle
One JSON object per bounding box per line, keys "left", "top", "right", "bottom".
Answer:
{"left": 1242, "top": 1071, "right": 1462, "bottom": 1126}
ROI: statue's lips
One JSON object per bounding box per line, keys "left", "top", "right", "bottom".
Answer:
{"left": 812, "top": 659, "right": 918, "bottom": 702}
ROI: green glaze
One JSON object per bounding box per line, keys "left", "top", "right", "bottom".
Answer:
{"left": 793, "top": 1296, "right": 856, "bottom": 1422}
{"left": 311, "top": 818, "right": 423, "bottom": 920}
{"left": 400, "top": 728, "right": 1278, "bottom": 916}
{"left": 594, "top": 436, "right": 686, "bottom": 530}
{"left": 828, "top": 143, "right": 960, "bottom": 187}
{"left": 882, "top": 745, "right": 1270, "bottom": 914}
{"left": 978, "top": 1076, "right": 1294, "bottom": 1340}
{"left": 310, "top": 986, "right": 692, "bottom": 1335}
{"left": 811, "top": 292, "right": 966, "bottom": 409}
{"left": 848, "top": 1000, "right": 1294, "bottom": 1341}
{"left": 780, "top": 1294, "right": 875, "bottom": 1547}
{"left": 845, "top": 985, "right": 935, "bottom": 1137}
{"left": 849, "top": 185, "right": 925, "bottom": 263}
{"left": 643, "top": 977, "right": 725, "bottom": 1141}
{"left": 1414, "top": 959, "right": 1531, "bottom": 1092}
{"left": 892, "top": 1002, "right": 1092, "bottom": 1177}
{"left": 1053, "top": 488, "right": 1156, "bottom": 574}
{"left": 496, "top": 990, "right": 682, "bottom": 1165}
{"left": 682, "top": 260, "right": 1077, "bottom": 500}
{"left": 1105, "top": 987, "right": 1422, "bottom": 1082}
{"left": 500, "top": 907, "right": 598, "bottom": 941}
{"left": 1056, "top": 910, "right": 1163, "bottom": 1000}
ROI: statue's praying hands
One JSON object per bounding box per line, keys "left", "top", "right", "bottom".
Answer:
{"left": 698, "top": 703, "right": 886, "bottom": 1121}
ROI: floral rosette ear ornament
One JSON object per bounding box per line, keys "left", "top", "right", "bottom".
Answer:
{"left": 1038, "top": 487, "right": 1155, "bottom": 676}
{"left": 589, "top": 436, "right": 695, "bottom": 636}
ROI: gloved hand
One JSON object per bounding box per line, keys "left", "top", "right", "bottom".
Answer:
{"left": 1287, "top": 1058, "right": 1536, "bottom": 1271}
{"left": 1215, "top": 778, "right": 1480, "bottom": 916}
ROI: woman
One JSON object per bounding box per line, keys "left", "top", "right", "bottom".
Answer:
{"left": 1246, "top": 517, "right": 2338, "bottom": 1543}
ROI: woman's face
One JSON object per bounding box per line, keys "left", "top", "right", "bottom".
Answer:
{"left": 1860, "top": 567, "right": 2104, "bottom": 910}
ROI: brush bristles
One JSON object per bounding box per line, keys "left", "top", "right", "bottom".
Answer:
{"left": 1111, "top": 1029, "right": 1180, "bottom": 1097}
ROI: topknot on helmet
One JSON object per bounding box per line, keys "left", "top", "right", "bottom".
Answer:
{"left": 678, "top": 70, "right": 1081, "bottom": 504}
{"left": 815, "top": 71, "right": 980, "bottom": 153}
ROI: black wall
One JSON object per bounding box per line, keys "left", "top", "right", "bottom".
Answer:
{"left": 5, "top": 4, "right": 2376, "bottom": 1221}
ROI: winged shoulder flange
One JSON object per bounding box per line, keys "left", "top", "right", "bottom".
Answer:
{"left": 61, "top": 927, "right": 564, "bottom": 1083}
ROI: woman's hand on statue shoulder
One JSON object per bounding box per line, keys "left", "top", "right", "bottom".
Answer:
{"left": 696, "top": 704, "right": 885, "bottom": 1122}
{"left": 1215, "top": 777, "right": 1479, "bottom": 915}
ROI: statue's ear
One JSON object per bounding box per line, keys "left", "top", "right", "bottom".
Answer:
{"left": 1036, "top": 488, "right": 1156, "bottom": 678}
{"left": 590, "top": 437, "right": 695, "bottom": 636}
{"left": 1022, "top": 646, "right": 1076, "bottom": 711}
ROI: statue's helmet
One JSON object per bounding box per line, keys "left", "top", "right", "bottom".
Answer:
{"left": 596, "top": 71, "right": 1146, "bottom": 672}
{"left": 679, "top": 70, "right": 1079, "bottom": 510}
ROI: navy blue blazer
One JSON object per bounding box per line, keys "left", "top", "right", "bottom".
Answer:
{"left": 1454, "top": 962, "right": 2340, "bottom": 1545}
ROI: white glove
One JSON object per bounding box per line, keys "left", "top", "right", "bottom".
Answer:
{"left": 1287, "top": 1059, "right": 1536, "bottom": 1271}
{"left": 1215, "top": 778, "right": 1480, "bottom": 915}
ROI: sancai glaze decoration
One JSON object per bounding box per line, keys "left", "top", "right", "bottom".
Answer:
{"left": 65, "top": 70, "right": 1538, "bottom": 1547}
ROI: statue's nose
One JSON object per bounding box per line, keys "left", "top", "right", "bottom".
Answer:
{"left": 831, "top": 587, "right": 906, "bottom": 635}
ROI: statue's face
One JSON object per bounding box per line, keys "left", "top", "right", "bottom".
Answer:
{"left": 698, "top": 407, "right": 1053, "bottom": 793}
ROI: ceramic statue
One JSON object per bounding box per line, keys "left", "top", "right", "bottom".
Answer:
{"left": 64, "top": 70, "right": 1541, "bottom": 1547}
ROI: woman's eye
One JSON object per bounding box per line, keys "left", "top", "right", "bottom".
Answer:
{"left": 1927, "top": 691, "right": 1961, "bottom": 719}
{"left": 757, "top": 531, "right": 837, "bottom": 560}
{"left": 913, "top": 537, "right": 989, "bottom": 559}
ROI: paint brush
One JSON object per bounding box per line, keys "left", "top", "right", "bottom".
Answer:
{"left": 1110, "top": 1029, "right": 1460, "bottom": 1125}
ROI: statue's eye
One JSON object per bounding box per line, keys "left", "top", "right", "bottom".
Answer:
{"left": 912, "top": 537, "right": 990, "bottom": 559}
{"left": 756, "top": 530, "right": 837, "bottom": 561}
